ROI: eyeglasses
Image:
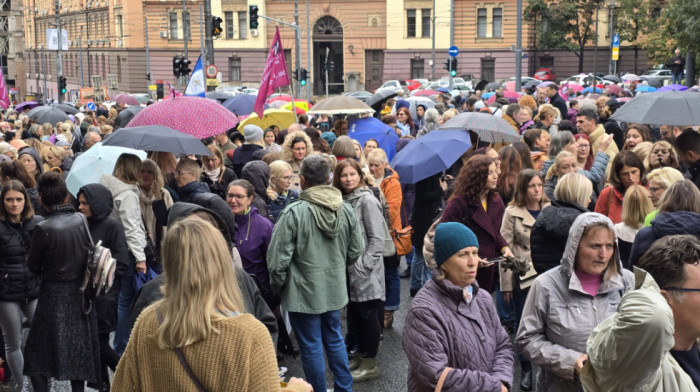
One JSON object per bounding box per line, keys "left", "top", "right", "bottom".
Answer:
{"left": 226, "top": 193, "right": 249, "bottom": 200}
{"left": 577, "top": 144, "right": 590, "bottom": 149}
{"left": 664, "top": 287, "right": 700, "bottom": 293}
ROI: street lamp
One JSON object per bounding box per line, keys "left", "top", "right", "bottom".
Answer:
{"left": 607, "top": 0, "right": 618, "bottom": 75}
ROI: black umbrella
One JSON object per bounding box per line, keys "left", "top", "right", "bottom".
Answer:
{"left": 366, "top": 87, "right": 398, "bottom": 110}
{"left": 603, "top": 74, "right": 621, "bottom": 83}
{"left": 610, "top": 91, "right": 700, "bottom": 126}
{"left": 114, "top": 106, "right": 143, "bottom": 129}
{"left": 49, "top": 103, "right": 79, "bottom": 115}
{"left": 27, "top": 106, "right": 70, "bottom": 125}
{"left": 103, "top": 125, "right": 213, "bottom": 156}
{"left": 523, "top": 79, "right": 541, "bottom": 90}
{"left": 205, "top": 91, "right": 234, "bottom": 102}
{"left": 439, "top": 112, "right": 521, "bottom": 143}
{"left": 484, "top": 82, "right": 501, "bottom": 92}
{"left": 473, "top": 80, "right": 489, "bottom": 92}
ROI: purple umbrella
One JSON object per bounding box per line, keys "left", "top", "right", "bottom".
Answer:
{"left": 221, "top": 95, "right": 268, "bottom": 117}
{"left": 128, "top": 96, "right": 238, "bottom": 139}
{"left": 15, "top": 101, "right": 39, "bottom": 112}
{"left": 657, "top": 84, "right": 689, "bottom": 92}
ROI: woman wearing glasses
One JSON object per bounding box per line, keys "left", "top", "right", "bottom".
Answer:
{"left": 396, "top": 108, "right": 416, "bottom": 137}
{"left": 267, "top": 160, "right": 299, "bottom": 223}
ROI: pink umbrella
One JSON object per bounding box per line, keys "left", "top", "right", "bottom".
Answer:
{"left": 112, "top": 94, "right": 140, "bottom": 106}
{"left": 504, "top": 81, "right": 516, "bottom": 92}
{"left": 268, "top": 95, "right": 293, "bottom": 103}
{"left": 487, "top": 91, "right": 521, "bottom": 104}
{"left": 128, "top": 96, "right": 239, "bottom": 139}
{"left": 412, "top": 89, "right": 438, "bottom": 97}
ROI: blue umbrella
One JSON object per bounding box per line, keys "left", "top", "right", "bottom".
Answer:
{"left": 657, "top": 84, "right": 688, "bottom": 92}
{"left": 581, "top": 86, "right": 604, "bottom": 94}
{"left": 636, "top": 85, "right": 658, "bottom": 93}
{"left": 436, "top": 87, "right": 450, "bottom": 94}
{"left": 390, "top": 130, "right": 472, "bottom": 184}
{"left": 221, "top": 94, "right": 268, "bottom": 117}
{"left": 482, "top": 92, "right": 495, "bottom": 100}
{"left": 348, "top": 117, "right": 399, "bottom": 161}
{"left": 65, "top": 142, "right": 147, "bottom": 196}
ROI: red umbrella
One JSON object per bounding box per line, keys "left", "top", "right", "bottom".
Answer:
{"left": 412, "top": 89, "right": 438, "bottom": 97}
{"left": 406, "top": 80, "right": 422, "bottom": 91}
{"left": 268, "top": 95, "right": 293, "bottom": 103}
{"left": 112, "top": 94, "right": 140, "bottom": 106}
{"left": 128, "top": 96, "right": 239, "bottom": 139}
{"left": 487, "top": 91, "right": 521, "bottom": 104}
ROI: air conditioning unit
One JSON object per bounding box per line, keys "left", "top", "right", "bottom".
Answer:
{"left": 159, "top": 31, "right": 167, "bottom": 39}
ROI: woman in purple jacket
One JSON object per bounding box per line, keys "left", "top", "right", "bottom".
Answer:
{"left": 403, "top": 222, "right": 513, "bottom": 392}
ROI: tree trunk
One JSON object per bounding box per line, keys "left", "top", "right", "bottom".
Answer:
{"left": 578, "top": 50, "right": 585, "bottom": 73}
{"left": 686, "top": 53, "right": 696, "bottom": 88}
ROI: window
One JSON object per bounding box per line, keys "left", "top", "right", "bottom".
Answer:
{"left": 169, "top": 12, "right": 178, "bottom": 39}
{"left": 540, "top": 57, "right": 554, "bottom": 68}
{"left": 411, "top": 59, "right": 424, "bottom": 79}
{"left": 225, "top": 12, "right": 234, "bottom": 39}
{"left": 115, "top": 15, "right": 123, "bottom": 37}
{"left": 481, "top": 59, "right": 495, "bottom": 82}
{"left": 606, "top": 13, "right": 617, "bottom": 38}
{"left": 477, "top": 8, "right": 487, "bottom": 37}
{"left": 492, "top": 8, "right": 502, "bottom": 37}
{"left": 229, "top": 57, "right": 241, "bottom": 81}
{"left": 238, "top": 12, "right": 247, "bottom": 39}
{"left": 651, "top": 7, "right": 661, "bottom": 19}
{"left": 183, "top": 11, "right": 190, "bottom": 41}
{"left": 421, "top": 9, "right": 431, "bottom": 38}
{"left": 407, "top": 9, "right": 416, "bottom": 38}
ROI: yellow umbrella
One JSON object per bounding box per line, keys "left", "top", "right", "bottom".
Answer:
{"left": 238, "top": 108, "right": 297, "bottom": 131}
{"left": 281, "top": 100, "right": 311, "bottom": 113}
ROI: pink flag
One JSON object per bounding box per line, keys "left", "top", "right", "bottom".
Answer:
{"left": 0, "top": 66, "right": 9, "bottom": 109}
{"left": 167, "top": 82, "right": 181, "bottom": 99}
{"left": 254, "top": 26, "right": 291, "bottom": 118}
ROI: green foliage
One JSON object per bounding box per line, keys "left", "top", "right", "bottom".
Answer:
{"left": 663, "top": 0, "right": 700, "bottom": 54}
{"left": 616, "top": 0, "right": 652, "bottom": 46}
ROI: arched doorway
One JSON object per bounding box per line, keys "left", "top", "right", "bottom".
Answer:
{"left": 313, "top": 16, "right": 344, "bottom": 95}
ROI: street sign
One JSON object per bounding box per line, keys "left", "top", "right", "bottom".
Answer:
{"left": 205, "top": 65, "right": 218, "bottom": 78}
{"left": 206, "top": 78, "right": 219, "bottom": 87}
{"left": 148, "top": 85, "right": 157, "bottom": 91}
{"left": 86, "top": 102, "right": 96, "bottom": 111}
{"left": 612, "top": 35, "right": 620, "bottom": 48}
{"left": 448, "top": 46, "right": 459, "bottom": 57}
{"left": 612, "top": 47, "right": 619, "bottom": 61}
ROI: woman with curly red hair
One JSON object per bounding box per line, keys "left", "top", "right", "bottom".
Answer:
{"left": 440, "top": 154, "right": 514, "bottom": 293}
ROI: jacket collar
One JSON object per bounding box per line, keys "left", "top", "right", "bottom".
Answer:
{"left": 50, "top": 203, "right": 76, "bottom": 215}
{"left": 507, "top": 205, "right": 538, "bottom": 226}
{"left": 433, "top": 274, "right": 480, "bottom": 304}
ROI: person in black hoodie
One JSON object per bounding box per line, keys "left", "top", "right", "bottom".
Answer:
{"left": 76, "top": 184, "right": 129, "bottom": 392}
{"left": 231, "top": 125, "right": 265, "bottom": 177}
{"left": 241, "top": 160, "right": 274, "bottom": 222}
{"left": 409, "top": 172, "right": 445, "bottom": 297}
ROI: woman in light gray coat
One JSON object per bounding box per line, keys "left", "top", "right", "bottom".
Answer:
{"left": 515, "top": 212, "right": 634, "bottom": 392}
{"left": 333, "top": 159, "right": 386, "bottom": 383}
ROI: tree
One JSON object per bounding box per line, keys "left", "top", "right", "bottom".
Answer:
{"left": 615, "top": 0, "right": 652, "bottom": 73}
{"left": 663, "top": 0, "right": 699, "bottom": 85}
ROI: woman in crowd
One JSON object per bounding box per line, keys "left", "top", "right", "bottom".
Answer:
{"left": 541, "top": 131, "right": 577, "bottom": 174}
{"left": 305, "top": 127, "right": 330, "bottom": 155}
{"left": 574, "top": 134, "right": 595, "bottom": 171}
{"left": 333, "top": 159, "right": 385, "bottom": 382}
{"left": 500, "top": 169, "right": 550, "bottom": 391}
{"left": 544, "top": 151, "right": 578, "bottom": 201}
{"left": 17, "top": 147, "right": 43, "bottom": 182}
{"left": 363, "top": 139, "right": 378, "bottom": 160}
{"left": 622, "top": 124, "right": 651, "bottom": 151}
{"left": 646, "top": 140, "right": 680, "bottom": 171}
{"left": 440, "top": 155, "right": 514, "bottom": 293}
{"left": 43, "top": 145, "right": 73, "bottom": 179}
{"left": 533, "top": 105, "right": 559, "bottom": 133}
{"left": 531, "top": 172, "right": 593, "bottom": 274}
{"left": 512, "top": 141, "right": 534, "bottom": 170}
{"left": 595, "top": 151, "right": 647, "bottom": 224}
{"left": 414, "top": 104, "right": 426, "bottom": 130}
{"left": 416, "top": 108, "right": 440, "bottom": 138}
{"left": 331, "top": 135, "right": 358, "bottom": 161}
{"left": 351, "top": 139, "right": 368, "bottom": 168}
{"left": 149, "top": 152, "right": 178, "bottom": 197}
{"left": 264, "top": 128, "right": 283, "bottom": 154}
{"left": 644, "top": 166, "right": 685, "bottom": 224}
{"left": 333, "top": 119, "right": 349, "bottom": 137}
{"left": 282, "top": 131, "right": 313, "bottom": 193}
{"left": 266, "top": 160, "right": 299, "bottom": 222}
{"left": 367, "top": 148, "right": 402, "bottom": 329}
{"left": 76, "top": 184, "right": 130, "bottom": 391}
{"left": 614, "top": 185, "right": 653, "bottom": 268}
{"left": 99, "top": 153, "right": 148, "bottom": 356}
{"left": 0, "top": 180, "right": 43, "bottom": 388}
{"left": 201, "top": 145, "right": 237, "bottom": 200}
{"left": 523, "top": 129, "right": 550, "bottom": 153}
{"left": 111, "top": 218, "right": 312, "bottom": 392}
{"left": 516, "top": 212, "right": 634, "bottom": 392}
{"left": 240, "top": 161, "right": 274, "bottom": 222}
{"left": 497, "top": 145, "right": 522, "bottom": 206}
{"left": 404, "top": 222, "right": 513, "bottom": 392}
{"left": 231, "top": 125, "right": 265, "bottom": 178}
{"left": 0, "top": 160, "right": 39, "bottom": 211}
{"left": 25, "top": 172, "right": 100, "bottom": 392}
{"left": 138, "top": 159, "right": 174, "bottom": 272}
{"left": 396, "top": 107, "right": 416, "bottom": 137}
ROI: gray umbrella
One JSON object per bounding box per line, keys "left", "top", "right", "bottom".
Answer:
{"left": 104, "top": 125, "right": 212, "bottom": 156}
{"left": 603, "top": 75, "right": 621, "bottom": 83}
{"left": 206, "top": 91, "right": 234, "bottom": 102}
{"left": 610, "top": 91, "right": 700, "bottom": 126}
{"left": 28, "top": 106, "right": 70, "bottom": 125}
{"left": 366, "top": 87, "right": 399, "bottom": 110}
{"left": 404, "top": 96, "right": 436, "bottom": 120}
{"left": 114, "top": 106, "right": 144, "bottom": 129}
{"left": 49, "top": 103, "right": 79, "bottom": 115}
{"left": 484, "top": 82, "right": 501, "bottom": 92}
{"left": 439, "top": 112, "right": 521, "bottom": 143}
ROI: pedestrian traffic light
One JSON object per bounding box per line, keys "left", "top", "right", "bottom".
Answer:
{"left": 443, "top": 59, "right": 450, "bottom": 71}
{"left": 173, "top": 55, "right": 182, "bottom": 77}
{"left": 299, "top": 69, "right": 307, "bottom": 86}
{"left": 212, "top": 16, "right": 223, "bottom": 37}
{"left": 449, "top": 58, "right": 458, "bottom": 77}
{"left": 58, "top": 76, "right": 67, "bottom": 95}
{"left": 180, "top": 58, "right": 192, "bottom": 76}
{"left": 249, "top": 5, "right": 259, "bottom": 29}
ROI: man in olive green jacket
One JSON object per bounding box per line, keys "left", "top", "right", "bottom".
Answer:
{"left": 268, "top": 155, "right": 364, "bottom": 392}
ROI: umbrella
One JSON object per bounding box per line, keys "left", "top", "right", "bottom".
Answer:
{"left": 102, "top": 125, "right": 212, "bottom": 156}
{"left": 111, "top": 94, "right": 140, "bottom": 106}
{"left": 281, "top": 100, "right": 312, "bottom": 113}
{"left": 348, "top": 117, "right": 400, "bottom": 161}
{"left": 221, "top": 95, "right": 267, "bottom": 117}
{"left": 616, "top": 97, "right": 633, "bottom": 102}
{"left": 560, "top": 83, "right": 584, "bottom": 94}
{"left": 524, "top": 80, "right": 541, "bottom": 90}
{"left": 610, "top": 91, "right": 700, "bottom": 126}
{"left": 205, "top": 91, "right": 234, "bottom": 102}
{"left": 114, "top": 106, "right": 144, "bottom": 129}
{"left": 603, "top": 75, "right": 621, "bottom": 83}
{"left": 65, "top": 142, "right": 147, "bottom": 197}
{"left": 366, "top": 88, "right": 399, "bottom": 110}
{"left": 484, "top": 82, "right": 500, "bottom": 92}
{"left": 390, "top": 130, "right": 472, "bottom": 184}
{"left": 436, "top": 87, "right": 450, "bottom": 94}
{"left": 487, "top": 91, "right": 521, "bottom": 104}
{"left": 308, "top": 95, "right": 375, "bottom": 116}
{"left": 504, "top": 81, "right": 516, "bottom": 92}
{"left": 636, "top": 85, "right": 657, "bottom": 93}
{"left": 15, "top": 101, "right": 39, "bottom": 112}
{"left": 582, "top": 86, "right": 604, "bottom": 94}
{"left": 49, "top": 103, "right": 79, "bottom": 115}
{"left": 411, "top": 89, "right": 438, "bottom": 97}
{"left": 622, "top": 73, "right": 641, "bottom": 81}
{"left": 27, "top": 106, "right": 70, "bottom": 125}
{"left": 237, "top": 108, "right": 297, "bottom": 131}
{"left": 128, "top": 96, "right": 239, "bottom": 139}
{"left": 646, "top": 78, "right": 664, "bottom": 88}
{"left": 439, "top": 112, "right": 520, "bottom": 143}
{"left": 658, "top": 84, "right": 689, "bottom": 92}
{"left": 404, "top": 96, "right": 436, "bottom": 120}
{"left": 268, "top": 95, "right": 293, "bottom": 104}
{"left": 481, "top": 92, "right": 495, "bottom": 100}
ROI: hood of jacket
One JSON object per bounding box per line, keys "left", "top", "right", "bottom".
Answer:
{"left": 343, "top": 185, "right": 374, "bottom": 206}
{"left": 178, "top": 180, "right": 210, "bottom": 196}
{"left": 99, "top": 173, "right": 140, "bottom": 199}
{"left": 560, "top": 212, "right": 623, "bottom": 277}
{"left": 241, "top": 161, "right": 271, "bottom": 204}
{"left": 299, "top": 185, "right": 344, "bottom": 238}
{"left": 167, "top": 202, "right": 232, "bottom": 246}
{"left": 652, "top": 211, "right": 700, "bottom": 238}
{"left": 18, "top": 147, "right": 44, "bottom": 174}
{"left": 77, "top": 183, "right": 113, "bottom": 221}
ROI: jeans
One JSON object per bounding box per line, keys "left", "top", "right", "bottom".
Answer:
{"left": 672, "top": 72, "right": 683, "bottom": 85}
{"left": 0, "top": 299, "right": 37, "bottom": 385}
{"left": 288, "top": 310, "right": 353, "bottom": 392}
{"left": 410, "top": 246, "right": 432, "bottom": 291}
{"left": 384, "top": 267, "right": 400, "bottom": 311}
{"left": 495, "top": 286, "right": 514, "bottom": 323}
{"left": 405, "top": 246, "right": 414, "bottom": 268}
{"left": 113, "top": 253, "right": 136, "bottom": 356}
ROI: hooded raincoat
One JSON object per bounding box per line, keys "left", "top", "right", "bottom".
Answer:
{"left": 233, "top": 206, "right": 274, "bottom": 292}
{"left": 241, "top": 161, "right": 274, "bottom": 222}
{"left": 99, "top": 174, "right": 147, "bottom": 262}
{"left": 629, "top": 211, "right": 700, "bottom": 268}
{"left": 515, "top": 212, "right": 634, "bottom": 392}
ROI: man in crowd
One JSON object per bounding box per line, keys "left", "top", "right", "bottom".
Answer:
{"left": 666, "top": 48, "right": 686, "bottom": 85}
{"left": 660, "top": 124, "right": 685, "bottom": 144}
{"left": 267, "top": 155, "right": 364, "bottom": 392}
{"left": 543, "top": 82, "right": 568, "bottom": 121}
{"left": 502, "top": 104, "right": 523, "bottom": 132}
{"left": 214, "top": 130, "right": 236, "bottom": 167}
{"left": 576, "top": 108, "right": 619, "bottom": 174}
{"left": 83, "top": 131, "right": 102, "bottom": 151}
{"left": 674, "top": 129, "right": 700, "bottom": 189}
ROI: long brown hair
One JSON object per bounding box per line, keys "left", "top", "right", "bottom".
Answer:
{"left": 510, "top": 169, "right": 549, "bottom": 208}
{"left": 497, "top": 145, "right": 522, "bottom": 199}
{"left": 0, "top": 180, "right": 34, "bottom": 221}
{"left": 332, "top": 159, "right": 366, "bottom": 194}
{"left": 452, "top": 154, "right": 496, "bottom": 203}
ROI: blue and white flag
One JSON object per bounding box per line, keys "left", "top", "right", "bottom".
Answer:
{"left": 185, "top": 55, "right": 206, "bottom": 97}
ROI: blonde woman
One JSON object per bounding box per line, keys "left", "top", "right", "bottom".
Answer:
{"left": 647, "top": 140, "right": 680, "bottom": 170}
{"left": 544, "top": 150, "right": 578, "bottom": 201}
{"left": 614, "top": 185, "right": 653, "bottom": 268}
{"left": 111, "top": 218, "right": 312, "bottom": 392}
{"left": 281, "top": 131, "right": 313, "bottom": 193}
{"left": 533, "top": 104, "right": 561, "bottom": 134}
{"left": 266, "top": 160, "right": 299, "bottom": 222}
{"left": 644, "top": 167, "right": 685, "bottom": 224}
{"left": 200, "top": 144, "right": 237, "bottom": 200}
{"left": 43, "top": 145, "right": 72, "bottom": 179}
{"left": 138, "top": 159, "right": 174, "bottom": 267}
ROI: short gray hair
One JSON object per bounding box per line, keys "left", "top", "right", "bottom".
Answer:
{"left": 300, "top": 154, "right": 331, "bottom": 186}
{"left": 548, "top": 131, "right": 575, "bottom": 158}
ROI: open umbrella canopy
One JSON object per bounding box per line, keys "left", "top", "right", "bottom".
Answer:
{"left": 582, "top": 86, "right": 604, "bottom": 94}
{"left": 610, "top": 91, "right": 700, "bottom": 126}
{"left": 348, "top": 117, "right": 400, "bottom": 161}
{"left": 603, "top": 75, "right": 622, "bottom": 83}
{"left": 128, "top": 96, "right": 239, "bottom": 139}
{"left": 390, "top": 130, "right": 472, "bottom": 184}
{"left": 622, "top": 73, "right": 641, "bottom": 81}
{"left": 636, "top": 85, "right": 658, "bottom": 93}
{"left": 439, "top": 112, "right": 520, "bottom": 143}
{"left": 404, "top": 96, "right": 436, "bottom": 120}
{"left": 49, "top": 103, "right": 79, "bottom": 115}
{"left": 658, "top": 84, "right": 689, "bottom": 92}
{"left": 268, "top": 95, "right": 293, "bottom": 104}
{"left": 237, "top": 108, "right": 297, "bottom": 131}
{"left": 221, "top": 94, "right": 267, "bottom": 117}
{"left": 484, "top": 82, "right": 501, "bottom": 91}
{"left": 111, "top": 94, "right": 140, "bottom": 106}
{"left": 205, "top": 91, "right": 234, "bottom": 102}
{"left": 15, "top": 101, "right": 39, "bottom": 112}
{"left": 308, "top": 95, "right": 374, "bottom": 116}
{"left": 27, "top": 106, "right": 70, "bottom": 125}
{"left": 487, "top": 91, "right": 521, "bottom": 104}
{"left": 65, "top": 142, "right": 147, "bottom": 197}
{"left": 114, "top": 106, "right": 143, "bottom": 129}
{"left": 102, "top": 125, "right": 212, "bottom": 156}
{"left": 281, "top": 100, "right": 312, "bottom": 113}
{"left": 366, "top": 88, "right": 399, "bottom": 110}
{"left": 411, "top": 89, "right": 438, "bottom": 97}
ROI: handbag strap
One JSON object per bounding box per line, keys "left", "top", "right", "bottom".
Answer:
{"left": 435, "top": 367, "right": 453, "bottom": 392}
{"left": 78, "top": 213, "right": 96, "bottom": 248}
{"left": 156, "top": 309, "right": 208, "bottom": 392}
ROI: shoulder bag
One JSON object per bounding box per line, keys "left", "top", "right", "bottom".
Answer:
{"left": 78, "top": 213, "right": 116, "bottom": 315}
{"left": 157, "top": 309, "right": 208, "bottom": 392}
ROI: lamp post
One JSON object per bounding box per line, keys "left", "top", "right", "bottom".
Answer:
{"left": 607, "top": 0, "right": 617, "bottom": 75}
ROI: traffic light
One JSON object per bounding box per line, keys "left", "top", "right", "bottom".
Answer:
{"left": 173, "top": 55, "right": 182, "bottom": 77}
{"left": 180, "top": 58, "right": 192, "bottom": 76}
{"left": 291, "top": 69, "right": 299, "bottom": 81}
{"left": 249, "top": 5, "right": 259, "bottom": 29}
{"left": 299, "top": 69, "right": 307, "bottom": 86}
{"left": 449, "top": 58, "right": 458, "bottom": 77}
{"left": 58, "top": 76, "right": 67, "bottom": 95}
{"left": 443, "top": 59, "right": 450, "bottom": 71}
{"left": 212, "top": 16, "right": 223, "bottom": 36}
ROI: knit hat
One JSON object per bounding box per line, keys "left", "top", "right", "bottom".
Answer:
{"left": 321, "top": 131, "right": 337, "bottom": 147}
{"left": 395, "top": 100, "right": 410, "bottom": 112}
{"left": 243, "top": 124, "right": 263, "bottom": 143}
{"left": 434, "top": 222, "right": 479, "bottom": 267}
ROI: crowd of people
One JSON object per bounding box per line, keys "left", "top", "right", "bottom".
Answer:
{"left": 0, "top": 79, "right": 698, "bottom": 392}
